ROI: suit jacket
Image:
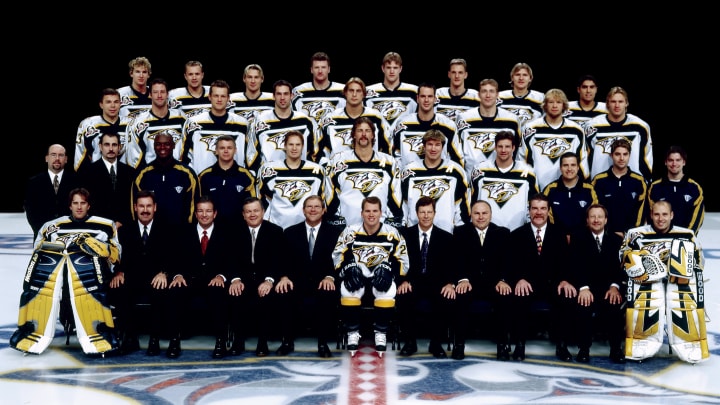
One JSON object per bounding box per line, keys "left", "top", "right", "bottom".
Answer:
{"left": 400, "top": 224, "right": 457, "bottom": 287}
{"left": 283, "top": 221, "right": 343, "bottom": 289}
{"left": 569, "top": 229, "right": 625, "bottom": 292}
{"left": 454, "top": 222, "right": 511, "bottom": 287}
{"left": 509, "top": 222, "right": 570, "bottom": 289}
{"left": 24, "top": 169, "right": 79, "bottom": 237}
{"left": 115, "top": 219, "right": 178, "bottom": 284}
{"left": 79, "top": 159, "right": 136, "bottom": 227}
{"left": 177, "top": 221, "right": 234, "bottom": 284}
{"left": 231, "top": 220, "right": 287, "bottom": 283}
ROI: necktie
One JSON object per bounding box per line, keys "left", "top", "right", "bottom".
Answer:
{"left": 480, "top": 230, "right": 485, "bottom": 246}
{"left": 142, "top": 226, "right": 149, "bottom": 245}
{"left": 596, "top": 235, "right": 602, "bottom": 252}
{"left": 308, "top": 227, "right": 316, "bottom": 258}
{"left": 110, "top": 165, "right": 117, "bottom": 191}
{"left": 201, "top": 230, "right": 208, "bottom": 255}
{"left": 53, "top": 174, "right": 60, "bottom": 194}
{"left": 421, "top": 232, "right": 429, "bottom": 274}
{"left": 251, "top": 228, "right": 257, "bottom": 263}
{"left": 536, "top": 228, "right": 542, "bottom": 255}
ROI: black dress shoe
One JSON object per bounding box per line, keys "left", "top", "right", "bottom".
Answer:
{"left": 451, "top": 344, "right": 465, "bottom": 360}
{"left": 609, "top": 348, "right": 626, "bottom": 364}
{"left": 121, "top": 335, "right": 140, "bottom": 355}
{"left": 228, "top": 340, "right": 245, "bottom": 356}
{"left": 166, "top": 338, "right": 182, "bottom": 359}
{"left": 576, "top": 348, "right": 590, "bottom": 363}
{"left": 146, "top": 336, "right": 160, "bottom": 356}
{"left": 512, "top": 343, "right": 525, "bottom": 361}
{"left": 555, "top": 344, "right": 572, "bottom": 362}
{"left": 255, "top": 340, "right": 269, "bottom": 357}
{"left": 317, "top": 343, "right": 333, "bottom": 358}
{"left": 275, "top": 341, "right": 294, "bottom": 356}
{"left": 212, "top": 338, "right": 227, "bottom": 359}
{"left": 429, "top": 341, "right": 447, "bottom": 359}
{"left": 400, "top": 340, "right": 418, "bottom": 356}
{"left": 496, "top": 344, "right": 511, "bottom": 361}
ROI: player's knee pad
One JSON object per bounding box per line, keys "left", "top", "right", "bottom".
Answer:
{"left": 625, "top": 278, "right": 665, "bottom": 361}
{"left": 666, "top": 270, "right": 709, "bottom": 364}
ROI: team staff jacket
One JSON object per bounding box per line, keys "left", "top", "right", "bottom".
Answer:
{"left": 132, "top": 159, "right": 199, "bottom": 226}
{"left": 592, "top": 168, "right": 647, "bottom": 235}
{"left": 198, "top": 161, "right": 256, "bottom": 227}
{"left": 647, "top": 176, "right": 704, "bottom": 235}
{"left": 542, "top": 179, "right": 598, "bottom": 237}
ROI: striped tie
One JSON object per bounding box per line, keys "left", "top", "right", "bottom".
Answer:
{"left": 536, "top": 229, "right": 542, "bottom": 255}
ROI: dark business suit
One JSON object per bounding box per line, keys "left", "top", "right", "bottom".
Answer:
{"left": 454, "top": 222, "right": 514, "bottom": 345}
{"left": 397, "top": 224, "right": 459, "bottom": 345}
{"left": 24, "top": 169, "right": 79, "bottom": 239}
{"left": 78, "top": 159, "right": 136, "bottom": 227}
{"left": 283, "top": 221, "right": 343, "bottom": 345}
{"left": 569, "top": 229, "right": 626, "bottom": 351}
{"left": 110, "top": 219, "right": 186, "bottom": 340}
{"left": 177, "top": 222, "right": 236, "bottom": 340}
{"left": 230, "top": 220, "right": 288, "bottom": 343}
{"left": 509, "top": 222, "right": 574, "bottom": 345}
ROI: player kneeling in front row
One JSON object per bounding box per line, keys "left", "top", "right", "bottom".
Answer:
{"left": 333, "top": 196, "right": 409, "bottom": 357}
{"left": 10, "top": 188, "right": 121, "bottom": 356}
{"left": 621, "top": 200, "right": 709, "bottom": 364}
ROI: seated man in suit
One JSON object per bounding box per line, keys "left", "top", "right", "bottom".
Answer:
{"left": 109, "top": 190, "right": 188, "bottom": 358}
{"left": 281, "top": 195, "right": 344, "bottom": 357}
{"left": 227, "top": 197, "right": 289, "bottom": 357}
{"left": 396, "top": 196, "right": 459, "bottom": 359}
{"left": 508, "top": 193, "right": 577, "bottom": 362}
{"left": 454, "top": 200, "right": 514, "bottom": 360}
{"left": 569, "top": 203, "right": 626, "bottom": 364}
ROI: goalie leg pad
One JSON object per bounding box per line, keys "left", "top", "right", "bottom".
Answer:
{"left": 666, "top": 270, "right": 709, "bottom": 364}
{"left": 10, "top": 250, "right": 66, "bottom": 354}
{"left": 625, "top": 278, "right": 665, "bottom": 361}
{"left": 66, "top": 251, "right": 119, "bottom": 355}
{"left": 668, "top": 239, "right": 695, "bottom": 280}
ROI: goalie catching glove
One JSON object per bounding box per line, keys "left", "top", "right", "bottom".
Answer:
{"left": 76, "top": 233, "right": 113, "bottom": 259}
{"left": 623, "top": 250, "right": 667, "bottom": 283}
{"left": 340, "top": 262, "right": 364, "bottom": 292}
{"left": 372, "top": 262, "right": 393, "bottom": 292}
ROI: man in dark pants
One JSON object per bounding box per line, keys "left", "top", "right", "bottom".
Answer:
{"left": 175, "top": 196, "right": 237, "bottom": 359}
{"left": 570, "top": 203, "right": 626, "bottom": 364}
{"left": 109, "top": 190, "right": 188, "bottom": 358}
{"left": 454, "top": 200, "right": 514, "bottom": 360}
{"left": 281, "top": 195, "right": 343, "bottom": 357}
{"left": 396, "top": 196, "right": 458, "bottom": 359}
{"left": 509, "top": 193, "right": 576, "bottom": 362}
{"left": 24, "top": 144, "right": 79, "bottom": 239}
{"left": 227, "top": 197, "right": 288, "bottom": 357}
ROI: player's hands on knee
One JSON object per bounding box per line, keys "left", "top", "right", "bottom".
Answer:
{"left": 372, "top": 262, "right": 393, "bottom": 292}
{"left": 341, "top": 262, "right": 363, "bottom": 292}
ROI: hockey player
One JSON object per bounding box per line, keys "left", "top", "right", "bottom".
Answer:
{"left": 291, "top": 52, "right": 346, "bottom": 124}
{"left": 333, "top": 196, "right": 410, "bottom": 357}
{"left": 497, "top": 62, "right": 544, "bottom": 128}
{"left": 365, "top": 52, "right": 418, "bottom": 130}
{"left": 620, "top": 200, "right": 708, "bottom": 364}
{"left": 11, "top": 188, "right": 121, "bottom": 356}
{"left": 118, "top": 56, "right": 152, "bottom": 120}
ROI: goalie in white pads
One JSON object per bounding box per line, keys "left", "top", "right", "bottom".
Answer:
{"left": 620, "top": 200, "right": 708, "bottom": 363}
{"left": 10, "top": 188, "right": 121, "bottom": 356}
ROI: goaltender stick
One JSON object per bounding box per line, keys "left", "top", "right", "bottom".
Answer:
{"left": 620, "top": 200, "right": 708, "bottom": 363}
{"left": 10, "top": 187, "right": 121, "bottom": 355}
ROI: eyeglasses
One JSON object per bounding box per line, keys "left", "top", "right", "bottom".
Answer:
{"left": 49, "top": 153, "right": 66, "bottom": 158}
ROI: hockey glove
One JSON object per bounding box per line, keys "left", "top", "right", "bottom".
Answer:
{"left": 372, "top": 262, "right": 393, "bottom": 292}
{"left": 340, "top": 262, "right": 364, "bottom": 292}
{"left": 76, "top": 233, "right": 120, "bottom": 263}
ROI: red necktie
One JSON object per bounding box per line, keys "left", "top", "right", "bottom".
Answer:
{"left": 536, "top": 228, "right": 542, "bottom": 255}
{"left": 201, "top": 230, "right": 208, "bottom": 255}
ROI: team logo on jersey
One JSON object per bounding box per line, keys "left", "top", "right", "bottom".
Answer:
{"left": 470, "top": 168, "right": 485, "bottom": 181}
{"left": 355, "top": 245, "right": 389, "bottom": 268}
{"left": 467, "top": 133, "right": 495, "bottom": 153}
{"left": 331, "top": 160, "right": 349, "bottom": 175}
{"left": 346, "top": 172, "right": 384, "bottom": 193}
{"left": 400, "top": 168, "right": 416, "bottom": 181}
{"left": 174, "top": 186, "right": 184, "bottom": 194}
{"left": 185, "top": 120, "right": 202, "bottom": 133}
{"left": 274, "top": 180, "right": 312, "bottom": 203}
{"left": 134, "top": 121, "right": 150, "bottom": 135}
{"left": 302, "top": 101, "right": 334, "bottom": 122}
{"left": 334, "top": 129, "right": 354, "bottom": 147}
{"left": 267, "top": 133, "right": 288, "bottom": 150}
{"left": 319, "top": 116, "right": 337, "bottom": 128}
{"left": 596, "top": 136, "right": 630, "bottom": 154}
{"left": 508, "top": 108, "right": 533, "bottom": 124}
{"left": 185, "top": 107, "right": 208, "bottom": 118}
{"left": 127, "top": 108, "right": 148, "bottom": 120}
{"left": 392, "top": 122, "right": 407, "bottom": 136}
{"left": 456, "top": 118, "right": 470, "bottom": 131}
{"left": 200, "top": 135, "right": 227, "bottom": 153}
{"left": 438, "top": 108, "right": 459, "bottom": 120}
{"left": 483, "top": 181, "right": 519, "bottom": 205}
{"left": 403, "top": 135, "right": 425, "bottom": 154}
{"left": 80, "top": 126, "right": 101, "bottom": 144}
{"left": 413, "top": 179, "right": 451, "bottom": 199}
{"left": 372, "top": 101, "right": 407, "bottom": 121}
{"left": 254, "top": 120, "right": 271, "bottom": 134}
{"left": 168, "top": 98, "right": 181, "bottom": 109}
{"left": 533, "top": 137, "right": 572, "bottom": 160}
{"left": 260, "top": 166, "right": 277, "bottom": 179}
{"left": 149, "top": 129, "right": 181, "bottom": 144}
